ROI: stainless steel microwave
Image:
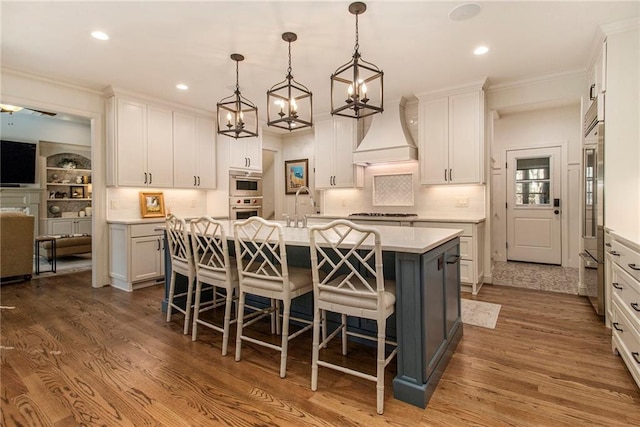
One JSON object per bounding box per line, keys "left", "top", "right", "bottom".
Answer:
{"left": 229, "top": 171, "right": 262, "bottom": 197}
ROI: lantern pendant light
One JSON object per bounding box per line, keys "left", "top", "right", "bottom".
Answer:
{"left": 267, "top": 32, "right": 313, "bottom": 131}
{"left": 330, "top": 1, "right": 383, "bottom": 120}
{"left": 217, "top": 54, "right": 259, "bottom": 139}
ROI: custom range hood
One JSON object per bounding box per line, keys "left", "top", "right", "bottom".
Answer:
{"left": 352, "top": 97, "right": 417, "bottom": 165}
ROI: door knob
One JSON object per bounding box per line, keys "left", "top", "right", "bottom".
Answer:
{"left": 554, "top": 209, "right": 560, "bottom": 214}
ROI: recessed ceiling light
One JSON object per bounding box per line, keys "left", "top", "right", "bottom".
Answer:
{"left": 176, "top": 83, "right": 189, "bottom": 91}
{"left": 91, "top": 31, "right": 109, "bottom": 41}
{"left": 449, "top": 3, "right": 481, "bottom": 21}
{"left": 474, "top": 46, "right": 490, "bottom": 55}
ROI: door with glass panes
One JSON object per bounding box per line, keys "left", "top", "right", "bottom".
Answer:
{"left": 506, "top": 147, "right": 562, "bottom": 264}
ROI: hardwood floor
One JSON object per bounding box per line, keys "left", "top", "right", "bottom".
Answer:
{"left": 2, "top": 271, "right": 638, "bottom": 426}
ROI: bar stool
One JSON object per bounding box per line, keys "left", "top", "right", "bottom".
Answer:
{"left": 165, "top": 215, "right": 196, "bottom": 335}
{"left": 233, "top": 217, "right": 314, "bottom": 378}
{"left": 189, "top": 217, "right": 238, "bottom": 355}
{"left": 309, "top": 219, "right": 397, "bottom": 414}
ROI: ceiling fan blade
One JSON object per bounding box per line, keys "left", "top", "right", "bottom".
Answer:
{"left": 27, "top": 108, "right": 57, "bottom": 116}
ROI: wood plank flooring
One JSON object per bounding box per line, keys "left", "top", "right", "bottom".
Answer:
{"left": 2, "top": 271, "right": 639, "bottom": 426}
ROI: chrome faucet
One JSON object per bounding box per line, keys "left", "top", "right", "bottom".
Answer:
{"left": 294, "top": 185, "right": 315, "bottom": 227}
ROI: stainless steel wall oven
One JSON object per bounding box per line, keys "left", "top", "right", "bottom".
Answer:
{"left": 229, "top": 171, "right": 263, "bottom": 219}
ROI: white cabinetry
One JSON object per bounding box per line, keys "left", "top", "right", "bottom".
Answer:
{"left": 610, "top": 232, "right": 640, "bottom": 389}
{"left": 588, "top": 40, "right": 607, "bottom": 101}
{"left": 109, "top": 222, "right": 165, "bottom": 292}
{"left": 314, "top": 117, "right": 363, "bottom": 189}
{"left": 106, "top": 96, "right": 173, "bottom": 187}
{"left": 418, "top": 83, "right": 485, "bottom": 185}
{"left": 173, "top": 113, "right": 217, "bottom": 188}
{"left": 44, "top": 217, "right": 91, "bottom": 236}
{"left": 227, "top": 135, "right": 262, "bottom": 171}
{"left": 413, "top": 220, "right": 485, "bottom": 295}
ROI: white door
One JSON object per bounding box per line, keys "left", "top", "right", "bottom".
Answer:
{"left": 506, "top": 147, "right": 562, "bottom": 265}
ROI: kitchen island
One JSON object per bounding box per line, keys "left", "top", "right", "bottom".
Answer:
{"left": 163, "top": 220, "right": 463, "bottom": 409}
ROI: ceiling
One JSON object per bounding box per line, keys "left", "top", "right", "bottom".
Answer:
{"left": 1, "top": 1, "right": 638, "bottom": 120}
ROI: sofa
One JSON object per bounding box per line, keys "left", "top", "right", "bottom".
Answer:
{"left": 42, "top": 235, "right": 92, "bottom": 260}
{"left": 0, "top": 211, "right": 35, "bottom": 282}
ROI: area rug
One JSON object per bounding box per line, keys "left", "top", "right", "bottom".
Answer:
{"left": 461, "top": 299, "right": 501, "bottom": 329}
{"left": 33, "top": 254, "right": 92, "bottom": 279}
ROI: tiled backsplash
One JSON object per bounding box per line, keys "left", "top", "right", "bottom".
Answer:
{"left": 322, "top": 162, "right": 485, "bottom": 216}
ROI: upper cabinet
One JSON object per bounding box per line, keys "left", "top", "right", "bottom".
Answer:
{"left": 173, "top": 113, "right": 217, "bottom": 189}
{"left": 588, "top": 39, "right": 607, "bottom": 102}
{"left": 314, "top": 116, "right": 363, "bottom": 189}
{"left": 106, "top": 96, "right": 173, "bottom": 187}
{"left": 418, "top": 82, "right": 486, "bottom": 185}
{"left": 227, "top": 135, "right": 262, "bottom": 172}
{"left": 105, "top": 89, "right": 216, "bottom": 189}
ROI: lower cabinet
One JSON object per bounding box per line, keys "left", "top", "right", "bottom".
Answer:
{"left": 610, "top": 232, "right": 640, "bottom": 389}
{"left": 413, "top": 220, "right": 485, "bottom": 295}
{"left": 109, "top": 221, "right": 165, "bottom": 292}
{"left": 43, "top": 217, "right": 92, "bottom": 236}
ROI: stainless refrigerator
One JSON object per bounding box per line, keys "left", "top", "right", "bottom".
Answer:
{"left": 581, "top": 95, "right": 605, "bottom": 317}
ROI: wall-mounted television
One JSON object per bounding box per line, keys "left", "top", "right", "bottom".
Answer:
{"left": 0, "top": 140, "right": 37, "bottom": 186}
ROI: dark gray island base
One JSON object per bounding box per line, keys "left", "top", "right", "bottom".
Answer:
{"left": 162, "top": 221, "right": 462, "bottom": 409}
{"left": 393, "top": 237, "right": 462, "bottom": 408}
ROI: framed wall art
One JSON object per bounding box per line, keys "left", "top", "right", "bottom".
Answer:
{"left": 284, "top": 158, "right": 309, "bottom": 195}
{"left": 70, "top": 185, "right": 85, "bottom": 199}
{"left": 139, "top": 192, "right": 166, "bottom": 218}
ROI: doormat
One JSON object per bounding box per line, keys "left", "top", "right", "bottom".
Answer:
{"left": 461, "top": 299, "right": 501, "bottom": 329}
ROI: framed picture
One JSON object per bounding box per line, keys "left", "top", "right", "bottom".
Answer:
{"left": 139, "top": 192, "right": 166, "bottom": 218}
{"left": 284, "top": 158, "right": 309, "bottom": 194}
{"left": 70, "top": 185, "right": 85, "bottom": 199}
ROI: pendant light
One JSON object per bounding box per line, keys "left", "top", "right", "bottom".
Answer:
{"left": 217, "top": 54, "right": 259, "bottom": 139}
{"left": 330, "top": 1, "right": 383, "bottom": 120}
{"left": 267, "top": 32, "right": 313, "bottom": 131}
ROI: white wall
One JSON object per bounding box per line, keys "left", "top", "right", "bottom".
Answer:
{"left": 491, "top": 104, "right": 582, "bottom": 268}
{"left": 604, "top": 26, "right": 640, "bottom": 242}
{"left": 0, "top": 113, "right": 90, "bottom": 146}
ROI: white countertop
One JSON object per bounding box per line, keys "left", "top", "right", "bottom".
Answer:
{"left": 107, "top": 218, "right": 166, "bottom": 225}
{"left": 188, "top": 220, "right": 462, "bottom": 254}
{"left": 308, "top": 214, "right": 485, "bottom": 224}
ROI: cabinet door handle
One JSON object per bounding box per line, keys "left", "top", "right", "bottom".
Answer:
{"left": 612, "top": 322, "right": 623, "bottom": 332}
{"left": 444, "top": 169, "right": 447, "bottom": 181}
{"left": 157, "top": 239, "right": 161, "bottom": 251}
{"left": 449, "top": 169, "right": 452, "bottom": 182}
{"left": 631, "top": 302, "right": 640, "bottom": 312}
{"left": 612, "top": 282, "right": 623, "bottom": 290}
{"left": 149, "top": 173, "right": 152, "bottom": 185}
{"left": 194, "top": 176, "right": 197, "bottom": 186}
{"left": 609, "top": 251, "right": 621, "bottom": 256}
{"left": 589, "top": 83, "right": 596, "bottom": 100}
{"left": 629, "top": 263, "right": 640, "bottom": 271}
{"left": 446, "top": 255, "right": 461, "bottom": 264}
{"left": 633, "top": 352, "right": 640, "bottom": 364}
{"left": 197, "top": 176, "right": 201, "bottom": 186}
{"left": 248, "top": 158, "right": 251, "bottom": 168}
{"left": 605, "top": 243, "right": 612, "bottom": 247}
{"left": 144, "top": 172, "right": 147, "bottom": 184}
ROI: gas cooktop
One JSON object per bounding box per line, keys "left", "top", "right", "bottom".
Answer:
{"left": 349, "top": 213, "right": 418, "bottom": 217}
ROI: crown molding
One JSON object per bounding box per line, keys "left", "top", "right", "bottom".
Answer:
{"left": 486, "top": 69, "right": 585, "bottom": 93}
{"left": 601, "top": 17, "right": 640, "bottom": 36}
{"left": 104, "top": 85, "right": 214, "bottom": 118}
{"left": 415, "top": 78, "right": 489, "bottom": 100}
{"left": 1, "top": 67, "right": 103, "bottom": 96}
